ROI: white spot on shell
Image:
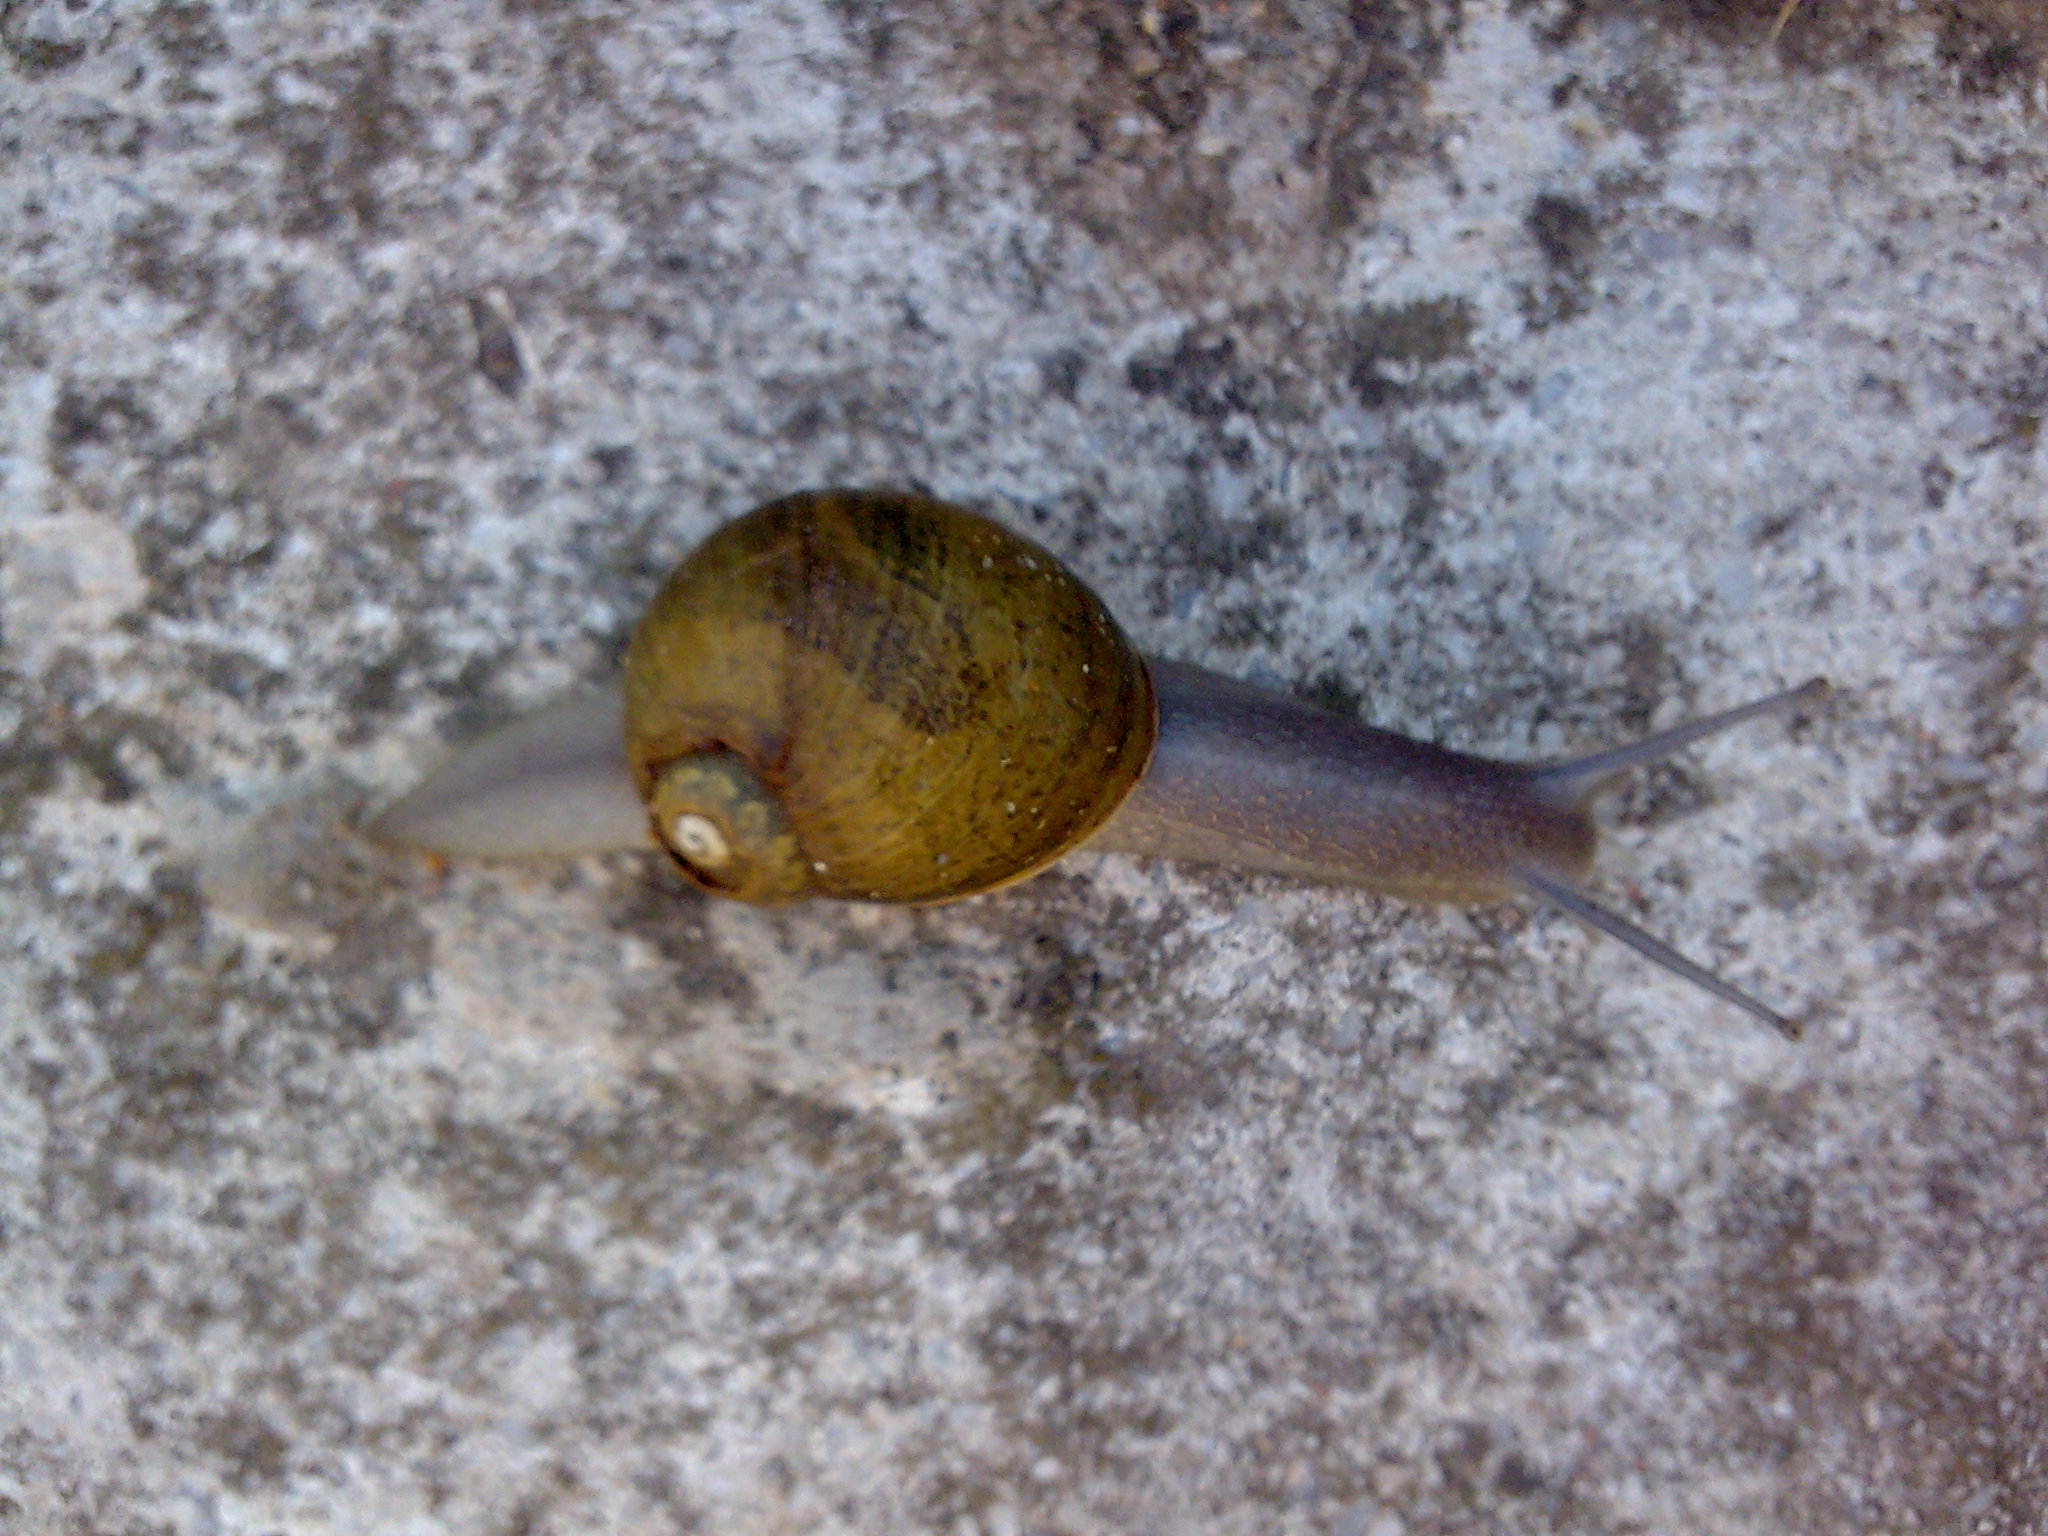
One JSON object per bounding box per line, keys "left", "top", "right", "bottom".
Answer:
{"left": 669, "top": 813, "right": 730, "bottom": 869}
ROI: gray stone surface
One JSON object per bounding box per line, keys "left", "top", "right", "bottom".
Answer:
{"left": 3, "top": 2, "right": 2046, "bottom": 1532}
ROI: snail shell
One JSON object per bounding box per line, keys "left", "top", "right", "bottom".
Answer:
{"left": 623, "top": 490, "right": 1156, "bottom": 904}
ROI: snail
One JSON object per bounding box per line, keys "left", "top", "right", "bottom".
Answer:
{"left": 371, "top": 489, "right": 1828, "bottom": 1037}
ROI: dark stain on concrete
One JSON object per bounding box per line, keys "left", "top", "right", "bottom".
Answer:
{"left": 906, "top": 0, "right": 1469, "bottom": 303}
{"left": 1344, "top": 297, "right": 1478, "bottom": 410}
{"left": 1127, "top": 330, "right": 1257, "bottom": 422}
{"left": 1524, "top": 0, "right": 2047, "bottom": 89}
{"left": 1668, "top": 1080, "right": 2048, "bottom": 1531}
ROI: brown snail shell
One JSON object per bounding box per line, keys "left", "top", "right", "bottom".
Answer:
{"left": 622, "top": 489, "right": 1158, "bottom": 904}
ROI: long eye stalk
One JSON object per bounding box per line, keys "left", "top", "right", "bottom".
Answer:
{"left": 1513, "top": 677, "right": 1830, "bottom": 1038}
{"left": 1531, "top": 679, "right": 1829, "bottom": 801}
{"left": 1511, "top": 867, "right": 1804, "bottom": 1039}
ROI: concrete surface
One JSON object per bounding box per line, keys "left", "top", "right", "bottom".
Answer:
{"left": 4, "top": 1, "right": 2046, "bottom": 1531}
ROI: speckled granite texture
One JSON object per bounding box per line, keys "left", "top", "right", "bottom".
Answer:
{"left": 4, "top": 2, "right": 2046, "bottom": 1532}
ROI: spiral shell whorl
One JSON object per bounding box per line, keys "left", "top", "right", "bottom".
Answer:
{"left": 622, "top": 489, "right": 1157, "bottom": 904}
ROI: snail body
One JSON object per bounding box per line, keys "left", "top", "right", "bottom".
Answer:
{"left": 1095, "top": 659, "right": 1593, "bottom": 905}
{"left": 373, "top": 489, "right": 1826, "bottom": 1035}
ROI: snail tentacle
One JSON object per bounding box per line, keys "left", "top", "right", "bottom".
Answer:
{"left": 1511, "top": 867, "right": 1803, "bottom": 1040}
{"left": 1528, "top": 677, "right": 1830, "bottom": 802}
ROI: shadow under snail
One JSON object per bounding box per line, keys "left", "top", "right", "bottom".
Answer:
{"left": 370, "top": 488, "right": 1829, "bottom": 1037}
